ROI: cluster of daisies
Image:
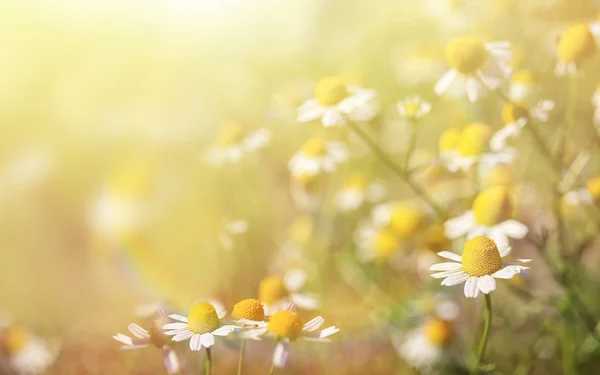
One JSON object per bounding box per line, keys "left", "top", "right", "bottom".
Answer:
{"left": 113, "top": 270, "right": 338, "bottom": 374}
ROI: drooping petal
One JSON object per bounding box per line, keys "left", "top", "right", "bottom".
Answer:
{"left": 290, "top": 293, "right": 319, "bottom": 310}
{"left": 498, "top": 220, "right": 529, "bottom": 239}
{"left": 444, "top": 211, "right": 475, "bottom": 239}
{"left": 189, "top": 334, "right": 203, "bottom": 351}
{"left": 283, "top": 269, "right": 307, "bottom": 292}
{"left": 434, "top": 69, "right": 458, "bottom": 95}
{"left": 303, "top": 316, "right": 325, "bottom": 332}
{"left": 200, "top": 333, "right": 215, "bottom": 348}
{"left": 172, "top": 331, "right": 194, "bottom": 342}
{"left": 211, "top": 325, "right": 237, "bottom": 337}
{"left": 478, "top": 275, "right": 497, "bottom": 294}
{"left": 163, "top": 348, "right": 181, "bottom": 375}
{"left": 436, "top": 251, "right": 463, "bottom": 262}
{"left": 322, "top": 109, "right": 346, "bottom": 128}
{"left": 441, "top": 272, "right": 470, "bottom": 286}
{"left": 499, "top": 246, "right": 512, "bottom": 258}
{"left": 466, "top": 76, "right": 483, "bottom": 102}
{"left": 464, "top": 277, "right": 479, "bottom": 298}
{"left": 127, "top": 323, "right": 150, "bottom": 339}
{"left": 273, "top": 341, "right": 290, "bottom": 368}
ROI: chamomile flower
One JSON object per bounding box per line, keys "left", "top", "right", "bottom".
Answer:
{"left": 259, "top": 269, "right": 318, "bottom": 315}
{"left": 435, "top": 36, "right": 512, "bottom": 102}
{"left": 251, "top": 309, "right": 339, "bottom": 369}
{"left": 593, "top": 83, "right": 600, "bottom": 127}
{"left": 0, "top": 322, "right": 56, "bottom": 375}
{"left": 113, "top": 313, "right": 180, "bottom": 374}
{"left": 288, "top": 138, "right": 348, "bottom": 180}
{"left": 204, "top": 122, "right": 271, "bottom": 166}
{"left": 564, "top": 175, "right": 600, "bottom": 206}
{"left": 162, "top": 302, "right": 238, "bottom": 351}
{"left": 437, "top": 128, "right": 461, "bottom": 168}
{"left": 334, "top": 173, "right": 386, "bottom": 213}
{"left": 444, "top": 123, "right": 515, "bottom": 173}
{"left": 354, "top": 223, "right": 402, "bottom": 262}
{"left": 509, "top": 69, "right": 536, "bottom": 102}
{"left": 444, "top": 185, "right": 528, "bottom": 249}
{"left": 218, "top": 219, "right": 248, "bottom": 251}
{"left": 371, "top": 201, "right": 425, "bottom": 239}
{"left": 430, "top": 236, "right": 531, "bottom": 298}
{"left": 230, "top": 299, "right": 268, "bottom": 328}
{"left": 297, "top": 76, "right": 378, "bottom": 127}
{"left": 490, "top": 100, "right": 555, "bottom": 151}
{"left": 397, "top": 96, "right": 432, "bottom": 121}
{"left": 555, "top": 23, "right": 600, "bottom": 76}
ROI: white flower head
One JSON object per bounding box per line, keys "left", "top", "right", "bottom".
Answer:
{"left": 297, "top": 76, "right": 378, "bottom": 127}
{"left": 162, "top": 302, "right": 238, "bottom": 351}
{"left": 430, "top": 235, "right": 531, "bottom": 298}
{"left": 218, "top": 219, "right": 248, "bottom": 251}
{"left": 0, "top": 323, "right": 57, "bottom": 375}
{"left": 288, "top": 138, "right": 348, "bottom": 180}
{"left": 564, "top": 175, "right": 600, "bottom": 206}
{"left": 509, "top": 69, "right": 535, "bottom": 102}
{"left": 335, "top": 173, "right": 386, "bottom": 213}
{"left": 204, "top": 122, "right": 271, "bottom": 166}
{"left": 397, "top": 96, "right": 432, "bottom": 120}
{"left": 435, "top": 37, "right": 512, "bottom": 102}
{"left": 258, "top": 269, "right": 319, "bottom": 315}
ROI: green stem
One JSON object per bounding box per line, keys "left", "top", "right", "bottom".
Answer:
{"left": 473, "top": 294, "right": 493, "bottom": 375}
{"left": 205, "top": 347, "right": 212, "bottom": 375}
{"left": 346, "top": 120, "right": 447, "bottom": 219}
{"left": 557, "top": 74, "right": 579, "bottom": 160}
{"left": 405, "top": 120, "right": 417, "bottom": 170}
{"left": 237, "top": 339, "right": 246, "bottom": 375}
{"left": 268, "top": 362, "right": 275, "bottom": 375}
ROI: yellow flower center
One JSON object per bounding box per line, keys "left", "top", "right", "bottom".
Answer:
{"left": 232, "top": 299, "right": 265, "bottom": 321}
{"left": 501, "top": 102, "right": 529, "bottom": 125}
{"left": 461, "top": 236, "right": 503, "bottom": 277}
{"left": 586, "top": 175, "right": 600, "bottom": 200}
{"left": 301, "top": 138, "right": 327, "bottom": 157}
{"left": 421, "top": 224, "right": 449, "bottom": 253}
{"left": 343, "top": 173, "right": 367, "bottom": 190}
{"left": 389, "top": 204, "right": 423, "bottom": 239}
{"left": 439, "top": 128, "right": 461, "bottom": 152}
{"left": 1, "top": 326, "right": 29, "bottom": 354}
{"left": 259, "top": 276, "right": 288, "bottom": 304}
{"left": 511, "top": 69, "right": 534, "bottom": 85}
{"left": 400, "top": 102, "right": 422, "bottom": 119}
{"left": 472, "top": 185, "right": 513, "bottom": 225}
{"left": 373, "top": 229, "right": 399, "bottom": 258}
{"left": 485, "top": 164, "right": 513, "bottom": 187}
{"left": 288, "top": 215, "right": 314, "bottom": 245}
{"left": 557, "top": 23, "right": 596, "bottom": 63}
{"left": 187, "top": 302, "right": 220, "bottom": 334}
{"left": 107, "top": 162, "right": 155, "bottom": 199}
{"left": 315, "top": 76, "right": 349, "bottom": 106}
{"left": 424, "top": 318, "right": 453, "bottom": 346}
{"left": 267, "top": 310, "right": 304, "bottom": 340}
{"left": 459, "top": 123, "right": 493, "bottom": 157}
{"left": 445, "top": 36, "right": 488, "bottom": 74}
{"left": 217, "top": 122, "right": 245, "bottom": 146}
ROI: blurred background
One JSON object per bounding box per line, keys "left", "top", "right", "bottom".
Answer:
{"left": 1, "top": 0, "right": 600, "bottom": 374}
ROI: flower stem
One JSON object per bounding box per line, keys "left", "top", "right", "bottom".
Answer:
{"left": 205, "top": 347, "right": 212, "bottom": 375}
{"left": 557, "top": 74, "right": 579, "bottom": 161}
{"left": 405, "top": 120, "right": 417, "bottom": 170}
{"left": 346, "top": 120, "right": 447, "bottom": 219}
{"left": 472, "top": 294, "right": 493, "bottom": 375}
{"left": 268, "top": 362, "right": 276, "bottom": 375}
{"left": 237, "top": 339, "right": 247, "bottom": 375}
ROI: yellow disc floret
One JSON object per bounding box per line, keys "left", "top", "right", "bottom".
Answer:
{"left": 343, "top": 173, "right": 367, "bottom": 190}
{"left": 1, "top": 326, "right": 29, "bottom": 354}
{"left": 288, "top": 215, "right": 314, "bottom": 245}
{"left": 501, "top": 102, "right": 529, "bottom": 125}
{"left": 187, "top": 302, "right": 220, "bottom": 334}
{"left": 445, "top": 36, "right": 488, "bottom": 74}
{"left": 267, "top": 310, "right": 304, "bottom": 340}
{"left": 259, "top": 276, "right": 288, "bottom": 304}
{"left": 459, "top": 123, "right": 493, "bottom": 157}
{"left": 232, "top": 299, "right": 265, "bottom": 322}
{"left": 472, "top": 185, "right": 513, "bottom": 225}
{"left": 217, "top": 122, "right": 245, "bottom": 146}
{"left": 439, "top": 128, "right": 461, "bottom": 152}
{"left": 586, "top": 175, "right": 600, "bottom": 201}
{"left": 511, "top": 69, "right": 534, "bottom": 85}
{"left": 485, "top": 164, "right": 513, "bottom": 187}
{"left": 389, "top": 203, "right": 423, "bottom": 239}
{"left": 301, "top": 138, "right": 327, "bottom": 157}
{"left": 373, "top": 229, "right": 399, "bottom": 258}
{"left": 424, "top": 318, "right": 454, "bottom": 346}
{"left": 461, "top": 236, "right": 503, "bottom": 277}
{"left": 557, "top": 23, "right": 596, "bottom": 63}
{"left": 315, "top": 76, "right": 349, "bottom": 106}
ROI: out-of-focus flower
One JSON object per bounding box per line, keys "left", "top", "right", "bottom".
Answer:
{"left": 593, "top": 83, "right": 600, "bottom": 128}
{"left": 0, "top": 322, "right": 57, "bottom": 375}
{"left": 443, "top": 123, "right": 515, "bottom": 173}
{"left": 113, "top": 312, "right": 180, "bottom": 374}
{"left": 445, "top": 185, "right": 528, "bottom": 249}
{"left": 564, "top": 175, "right": 600, "bottom": 206}
{"left": 490, "top": 100, "right": 554, "bottom": 151}
{"left": 218, "top": 219, "right": 248, "bottom": 251}
{"left": 555, "top": 23, "right": 600, "bottom": 76}
{"left": 372, "top": 201, "right": 424, "bottom": 239}
{"left": 250, "top": 308, "right": 339, "bottom": 369}
{"left": 435, "top": 37, "right": 512, "bottom": 102}
{"left": 509, "top": 69, "right": 536, "bottom": 102}
{"left": 482, "top": 163, "right": 514, "bottom": 188}
{"left": 204, "top": 122, "right": 271, "bottom": 166}
{"left": 415, "top": 224, "right": 452, "bottom": 278}
{"left": 258, "top": 269, "right": 318, "bottom": 315}
{"left": 288, "top": 138, "right": 348, "bottom": 180}
{"left": 397, "top": 96, "right": 432, "bottom": 121}
{"left": 355, "top": 224, "right": 402, "bottom": 262}
{"left": 162, "top": 302, "right": 237, "bottom": 351}
{"left": 297, "top": 76, "right": 378, "bottom": 127}
{"left": 437, "top": 128, "right": 461, "bottom": 167}
{"left": 392, "top": 44, "right": 447, "bottom": 85}
{"left": 334, "top": 173, "right": 386, "bottom": 213}
{"left": 430, "top": 236, "right": 531, "bottom": 298}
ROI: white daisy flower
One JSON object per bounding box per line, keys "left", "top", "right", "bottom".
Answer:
{"left": 218, "top": 219, "right": 248, "bottom": 251}
{"left": 297, "top": 76, "right": 378, "bottom": 127}
{"left": 354, "top": 220, "right": 402, "bottom": 263}
{"left": 444, "top": 185, "right": 528, "bottom": 250}
{"left": 430, "top": 236, "right": 531, "bottom": 298}
{"left": 162, "top": 302, "right": 238, "bottom": 351}
{"left": 0, "top": 322, "right": 57, "bottom": 375}
{"left": 509, "top": 69, "right": 536, "bottom": 102}
{"left": 564, "top": 175, "right": 600, "bottom": 206}
{"left": 258, "top": 269, "right": 318, "bottom": 315}
{"left": 249, "top": 308, "right": 339, "bottom": 369}
{"left": 435, "top": 37, "right": 512, "bottom": 102}
{"left": 490, "top": 100, "right": 555, "bottom": 151}
{"left": 113, "top": 315, "right": 180, "bottom": 375}
{"left": 334, "top": 173, "right": 386, "bottom": 213}
{"left": 204, "top": 122, "right": 270, "bottom": 166}
{"left": 229, "top": 299, "right": 268, "bottom": 330}
{"left": 288, "top": 138, "right": 348, "bottom": 180}
{"left": 397, "top": 96, "right": 432, "bottom": 121}
{"left": 555, "top": 22, "right": 600, "bottom": 76}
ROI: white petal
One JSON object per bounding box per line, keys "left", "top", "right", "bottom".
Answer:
{"left": 464, "top": 277, "right": 480, "bottom": 298}
{"left": 554, "top": 61, "right": 566, "bottom": 77}
{"left": 284, "top": 269, "right": 307, "bottom": 292}
{"left": 466, "top": 76, "right": 482, "bottom": 102}
{"left": 127, "top": 323, "right": 149, "bottom": 339}
{"left": 172, "top": 331, "right": 194, "bottom": 342}
{"left": 290, "top": 293, "right": 319, "bottom": 310}
{"left": 478, "top": 275, "right": 497, "bottom": 294}
{"left": 273, "top": 341, "right": 290, "bottom": 368}
{"left": 200, "top": 333, "right": 215, "bottom": 348}
{"left": 431, "top": 270, "right": 464, "bottom": 278}
{"left": 211, "top": 325, "right": 237, "bottom": 336}
{"left": 189, "top": 334, "right": 203, "bottom": 351}
{"left": 492, "top": 265, "right": 529, "bottom": 279}
{"left": 168, "top": 314, "right": 188, "bottom": 323}
{"left": 434, "top": 69, "right": 458, "bottom": 95}
{"left": 498, "top": 220, "right": 529, "bottom": 239}
{"left": 429, "top": 262, "right": 463, "bottom": 271}
{"left": 436, "top": 251, "right": 463, "bottom": 262}
{"left": 499, "top": 246, "right": 512, "bottom": 258}
{"left": 441, "top": 272, "right": 470, "bottom": 286}
{"left": 163, "top": 348, "right": 181, "bottom": 374}
{"left": 303, "top": 316, "right": 325, "bottom": 332}
{"left": 322, "top": 109, "right": 346, "bottom": 127}
{"left": 319, "top": 326, "right": 340, "bottom": 338}
{"left": 113, "top": 333, "right": 133, "bottom": 346}
{"left": 163, "top": 322, "right": 188, "bottom": 330}
{"left": 444, "top": 211, "right": 475, "bottom": 239}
